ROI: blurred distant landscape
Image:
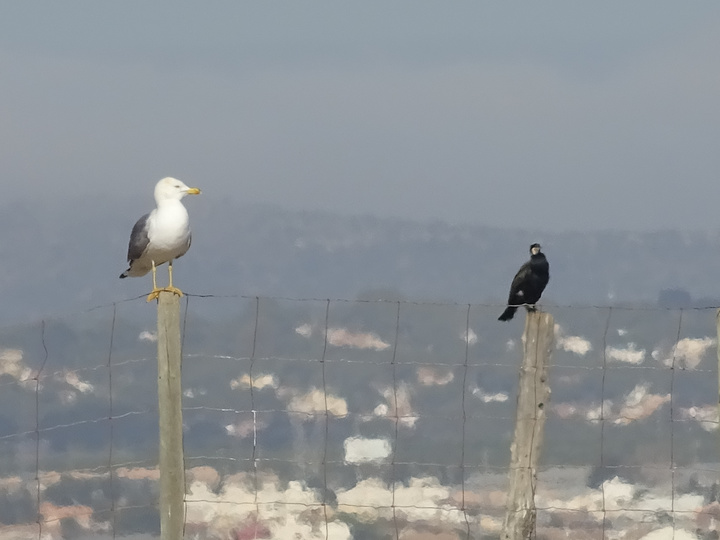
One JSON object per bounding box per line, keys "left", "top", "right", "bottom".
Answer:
{"left": 1, "top": 198, "right": 720, "bottom": 325}
{"left": 0, "top": 293, "right": 719, "bottom": 538}
{"left": 2, "top": 200, "right": 720, "bottom": 537}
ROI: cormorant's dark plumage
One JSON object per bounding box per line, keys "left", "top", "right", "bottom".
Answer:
{"left": 498, "top": 243, "right": 549, "bottom": 321}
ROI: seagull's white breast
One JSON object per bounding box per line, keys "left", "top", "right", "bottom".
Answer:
{"left": 146, "top": 201, "right": 191, "bottom": 260}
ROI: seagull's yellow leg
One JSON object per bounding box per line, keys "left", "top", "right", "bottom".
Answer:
{"left": 164, "top": 260, "right": 184, "bottom": 297}
{"left": 147, "top": 260, "right": 184, "bottom": 302}
{"left": 146, "top": 260, "right": 165, "bottom": 302}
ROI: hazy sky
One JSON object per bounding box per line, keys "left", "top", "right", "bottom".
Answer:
{"left": 2, "top": 2, "right": 720, "bottom": 231}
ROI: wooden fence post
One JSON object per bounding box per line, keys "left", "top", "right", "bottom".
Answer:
{"left": 157, "top": 291, "right": 185, "bottom": 540}
{"left": 502, "top": 311, "right": 555, "bottom": 540}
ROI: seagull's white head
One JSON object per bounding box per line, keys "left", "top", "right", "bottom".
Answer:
{"left": 154, "top": 177, "right": 201, "bottom": 204}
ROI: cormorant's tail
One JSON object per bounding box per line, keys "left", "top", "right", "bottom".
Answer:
{"left": 498, "top": 306, "right": 517, "bottom": 321}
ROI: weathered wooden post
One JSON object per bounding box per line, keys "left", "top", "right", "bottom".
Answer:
{"left": 157, "top": 291, "right": 185, "bottom": 540}
{"left": 502, "top": 311, "right": 555, "bottom": 540}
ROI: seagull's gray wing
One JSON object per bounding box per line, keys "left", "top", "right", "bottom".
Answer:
{"left": 127, "top": 213, "right": 151, "bottom": 262}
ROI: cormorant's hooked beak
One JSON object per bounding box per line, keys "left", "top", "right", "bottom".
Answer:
{"left": 186, "top": 187, "right": 201, "bottom": 195}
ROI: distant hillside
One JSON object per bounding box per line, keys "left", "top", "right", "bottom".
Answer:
{"left": 1, "top": 198, "right": 720, "bottom": 323}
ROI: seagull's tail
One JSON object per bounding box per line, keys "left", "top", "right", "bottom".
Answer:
{"left": 498, "top": 306, "right": 517, "bottom": 321}
{"left": 119, "top": 269, "right": 129, "bottom": 279}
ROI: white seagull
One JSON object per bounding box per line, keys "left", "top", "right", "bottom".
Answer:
{"left": 120, "top": 177, "right": 201, "bottom": 301}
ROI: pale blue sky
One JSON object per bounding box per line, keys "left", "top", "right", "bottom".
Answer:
{"left": 2, "top": 2, "right": 720, "bottom": 230}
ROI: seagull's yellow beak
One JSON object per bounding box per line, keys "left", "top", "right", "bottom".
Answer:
{"left": 186, "top": 187, "right": 201, "bottom": 195}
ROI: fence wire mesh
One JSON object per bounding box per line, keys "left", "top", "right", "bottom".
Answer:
{"left": 0, "top": 295, "right": 718, "bottom": 539}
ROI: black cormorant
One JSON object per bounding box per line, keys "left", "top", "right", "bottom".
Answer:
{"left": 498, "top": 243, "right": 549, "bottom": 321}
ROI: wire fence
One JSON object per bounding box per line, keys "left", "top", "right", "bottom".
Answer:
{"left": 0, "top": 295, "right": 718, "bottom": 539}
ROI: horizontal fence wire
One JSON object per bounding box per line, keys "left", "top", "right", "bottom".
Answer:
{"left": 0, "top": 295, "right": 717, "bottom": 539}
